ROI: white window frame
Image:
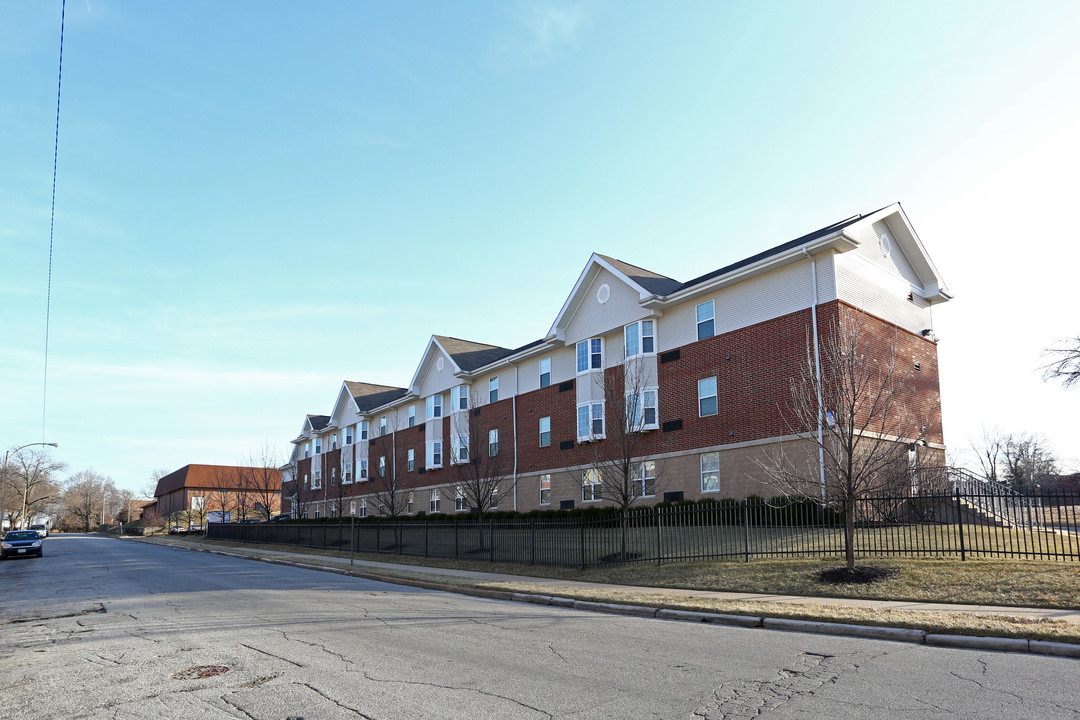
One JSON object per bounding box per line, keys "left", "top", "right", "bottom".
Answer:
{"left": 489, "top": 376, "right": 499, "bottom": 403}
{"left": 330, "top": 467, "right": 337, "bottom": 485}
{"left": 628, "top": 388, "right": 659, "bottom": 431}
{"left": 696, "top": 299, "right": 715, "bottom": 341}
{"left": 426, "top": 440, "right": 443, "bottom": 469}
{"left": 632, "top": 460, "right": 656, "bottom": 498}
{"left": 407, "top": 448, "right": 415, "bottom": 472}
{"left": 406, "top": 492, "right": 414, "bottom": 514}
{"left": 331, "top": 433, "right": 339, "bottom": 450}
{"left": 314, "top": 438, "right": 322, "bottom": 454}
{"left": 345, "top": 425, "right": 354, "bottom": 444}
{"left": 490, "top": 483, "right": 498, "bottom": 509}
{"left": 358, "top": 498, "right": 367, "bottom": 518}
{"left": 701, "top": 452, "right": 720, "bottom": 492}
{"left": 488, "top": 428, "right": 499, "bottom": 457}
{"left": 455, "top": 486, "right": 467, "bottom": 512}
{"left": 427, "top": 394, "right": 442, "bottom": 420}
{"left": 360, "top": 459, "right": 368, "bottom": 480}
{"left": 582, "top": 468, "right": 602, "bottom": 502}
{"left": 539, "top": 416, "right": 551, "bottom": 448}
{"left": 360, "top": 421, "right": 369, "bottom": 441}
{"left": 313, "top": 506, "right": 321, "bottom": 519}
{"left": 539, "top": 357, "right": 551, "bottom": 388}
{"left": 577, "top": 402, "right": 605, "bottom": 442}
{"left": 312, "top": 471, "right": 322, "bottom": 490}
{"left": 624, "top": 319, "right": 656, "bottom": 358}
{"left": 451, "top": 435, "right": 469, "bottom": 465}
{"left": 378, "top": 456, "right": 386, "bottom": 477}
{"left": 698, "top": 376, "right": 718, "bottom": 417}
{"left": 539, "top": 474, "right": 551, "bottom": 505}
{"left": 430, "top": 487, "right": 440, "bottom": 513}
{"left": 304, "top": 442, "right": 311, "bottom": 459}
{"left": 379, "top": 416, "right": 387, "bottom": 436}
{"left": 343, "top": 461, "right": 353, "bottom": 484}
{"left": 451, "top": 385, "right": 469, "bottom": 412}
{"left": 408, "top": 405, "right": 416, "bottom": 427}
{"left": 576, "top": 338, "right": 603, "bottom": 374}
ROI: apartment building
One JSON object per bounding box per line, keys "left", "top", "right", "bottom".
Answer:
{"left": 282, "top": 204, "right": 950, "bottom": 518}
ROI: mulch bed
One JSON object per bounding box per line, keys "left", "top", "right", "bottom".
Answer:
{"left": 816, "top": 565, "right": 900, "bottom": 585}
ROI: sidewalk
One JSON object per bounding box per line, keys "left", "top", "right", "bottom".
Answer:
{"left": 134, "top": 535, "right": 1080, "bottom": 626}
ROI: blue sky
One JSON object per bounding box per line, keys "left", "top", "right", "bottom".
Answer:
{"left": 3, "top": 1, "right": 1079, "bottom": 493}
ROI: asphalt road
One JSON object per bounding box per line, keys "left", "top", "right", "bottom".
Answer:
{"left": 1, "top": 535, "right": 1077, "bottom": 719}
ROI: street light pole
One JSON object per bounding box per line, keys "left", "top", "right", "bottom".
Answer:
{"left": 1, "top": 442, "right": 59, "bottom": 531}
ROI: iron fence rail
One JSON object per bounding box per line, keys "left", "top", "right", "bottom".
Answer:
{"left": 208, "top": 491, "right": 1080, "bottom": 567}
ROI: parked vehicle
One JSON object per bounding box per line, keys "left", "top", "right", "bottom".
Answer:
{"left": 269, "top": 514, "right": 291, "bottom": 522}
{"left": 188, "top": 525, "right": 203, "bottom": 533}
{"left": 168, "top": 526, "right": 186, "bottom": 534}
{"left": 1, "top": 530, "right": 44, "bottom": 559}
{"left": 29, "top": 524, "right": 49, "bottom": 538}
{"left": 238, "top": 518, "right": 261, "bottom": 524}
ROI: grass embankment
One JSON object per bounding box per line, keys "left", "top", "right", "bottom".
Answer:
{"left": 162, "top": 535, "right": 1080, "bottom": 644}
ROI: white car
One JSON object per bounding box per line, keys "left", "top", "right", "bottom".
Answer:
{"left": 29, "top": 524, "right": 48, "bottom": 538}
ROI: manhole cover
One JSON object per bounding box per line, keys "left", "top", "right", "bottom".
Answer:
{"left": 171, "top": 665, "right": 230, "bottom": 680}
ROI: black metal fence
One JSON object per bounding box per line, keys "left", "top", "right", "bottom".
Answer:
{"left": 207, "top": 491, "right": 1080, "bottom": 567}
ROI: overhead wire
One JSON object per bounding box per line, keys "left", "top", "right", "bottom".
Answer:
{"left": 42, "top": 0, "right": 66, "bottom": 441}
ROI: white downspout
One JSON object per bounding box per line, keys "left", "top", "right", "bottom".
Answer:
{"left": 511, "top": 361, "right": 519, "bottom": 511}
{"left": 803, "top": 248, "right": 827, "bottom": 503}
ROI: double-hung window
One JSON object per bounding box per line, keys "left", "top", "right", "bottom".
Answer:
{"left": 426, "top": 440, "right": 442, "bottom": 468}
{"left": 539, "top": 474, "right": 551, "bottom": 505}
{"left": 577, "top": 402, "right": 605, "bottom": 441}
{"left": 314, "top": 439, "right": 322, "bottom": 454}
{"left": 407, "top": 448, "right": 415, "bottom": 472}
{"left": 698, "top": 377, "right": 718, "bottom": 417}
{"left": 312, "top": 471, "right": 322, "bottom": 490}
{"left": 624, "top": 320, "right": 655, "bottom": 357}
{"left": 539, "top": 357, "right": 551, "bottom": 388}
{"left": 632, "top": 461, "right": 656, "bottom": 497}
{"left": 379, "top": 416, "right": 387, "bottom": 436}
{"left": 331, "top": 433, "right": 338, "bottom": 450}
{"left": 345, "top": 426, "right": 354, "bottom": 444}
{"left": 451, "top": 386, "right": 469, "bottom": 412}
{"left": 426, "top": 394, "right": 442, "bottom": 420}
{"left": 455, "top": 486, "right": 467, "bottom": 512}
{"left": 582, "top": 468, "right": 602, "bottom": 502}
{"left": 488, "top": 429, "right": 499, "bottom": 456}
{"left": 701, "top": 452, "right": 720, "bottom": 492}
{"left": 406, "top": 492, "right": 414, "bottom": 514}
{"left": 408, "top": 405, "right": 416, "bottom": 427}
{"left": 343, "top": 462, "right": 353, "bottom": 483}
{"left": 451, "top": 435, "right": 469, "bottom": 464}
{"left": 304, "top": 442, "right": 311, "bottom": 459}
{"left": 330, "top": 468, "right": 337, "bottom": 485}
{"left": 576, "top": 338, "right": 603, "bottom": 373}
{"left": 360, "top": 421, "right": 369, "bottom": 441}
{"left": 358, "top": 498, "right": 367, "bottom": 518}
{"left": 628, "top": 389, "right": 659, "bottom": 430}
{"left": 696, "top": 300, "right": 715, "bottom": 341}
{"left": 429, "top": 488, "right": 440, "bottom": 513}
{"left": 489, "top": 376, "right": 499, "bottom": 403}
{"left": 539, "top": 416, "right": 551, "bottom": 447}
{"left": 378, "top": 456, "right": 386, "bottom": 477}
{"left": 360, "top": 459, "right": 368, "bottom": 480}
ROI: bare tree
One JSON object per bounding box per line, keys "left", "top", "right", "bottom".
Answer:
{"left": 1043, "top": 335, "right": 1080, "bottom": 389}
{"left": 449, "top": 391, "right": 510, "bottom": 518}
{"left": 367, "top": 413, "right": 410, "bottom": 526}
{"left": 758, "top": 311, "right": 931, "bottom": 571}
{"left": 1001, "top": 433, "right": 1057, "bottom": 492}
{"left": 240, "top": 445, "right": 282, "bottom": 521}
{"left": 63, "top": 470, "right": 114, "bottom": 532}
{"left": 971, "top": 426, "right": 1004, "bottom": 484}
{"left": 3, "top": 448, "right": 67, "bottom": 530}
{"left": 205, "top": 466, "right": 238, "bottom": 523}
{"left": 144, "top": 467, "right": 171, "bottom": 500}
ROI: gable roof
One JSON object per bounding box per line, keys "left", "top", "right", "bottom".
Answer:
{"left": 307, "top": 414, "right": 330, "bottom": 432}
{"left": 154, "top": 464, "right": 282, "bottom": 497}
{"left": 435, "top": 335, "right": 515, "bottom": 371}
{"left": 595, "top": 255, "right": 682, "bottom": 296}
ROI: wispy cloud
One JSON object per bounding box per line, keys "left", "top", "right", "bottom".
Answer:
{"left": 491, "top": 2, "right": 589, "bottom": 69}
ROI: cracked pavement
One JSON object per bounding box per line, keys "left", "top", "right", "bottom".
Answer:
{"left": 1, "top": 535, "right": 1077, "bottom": 719}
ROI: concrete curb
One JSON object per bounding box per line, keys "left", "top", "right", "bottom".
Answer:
{"left": 133, "top": 538, "right": 1079, "bottom": 659}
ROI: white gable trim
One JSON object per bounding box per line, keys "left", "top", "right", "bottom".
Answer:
{"left": 865, "top": 205, "right": 952, "bottom": 303}
{"left": 548, "top": 254, "right": 658, "bottom": 341}
{"left": 407, "top": 336, "right": 462, "bottom": 395}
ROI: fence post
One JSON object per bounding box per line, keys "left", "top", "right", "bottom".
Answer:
{"left": 454, "top": 518, "right": 460, "bottom": 560}
{"left": 743, "top": 499, "right": 750, "bottom": 563}
{"left": 530, "top": 517, "right": 536, "bottom": 565}
{"left": 580, "top": 518, "right": 586, "bottom": 569}
{"left": 350, "top": 514, "right": 355, "bottom": 566}
{"left": 954, "top": 489, "right": 966, "bottom": 562}
{"left": 489, "top": 518, "right": 495, "bottom": 563}
{"left": 424, "top": 518, "right": 429, "bottom": 558}
{"left": 376, "top": 523, "right": 381, "bottom": 555}
{"left": 397, "top": 522, "right": 403, "bottom": 555}
{"left": 656, "top": 506, "right": 662, "bottom": 566}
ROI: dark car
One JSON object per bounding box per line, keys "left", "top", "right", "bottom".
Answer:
{"left": 1, "top": 530, "right": 44, "bottom": 559}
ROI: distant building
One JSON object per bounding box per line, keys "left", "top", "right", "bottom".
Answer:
{"left": 147, "top": 464, "right": 282, "bottom": 525}
{"left": 281, "top": 204, "right": 950, "bottom": 517}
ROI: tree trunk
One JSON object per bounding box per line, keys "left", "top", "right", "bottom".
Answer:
{"left": 844, "top": 497, "right": 856, "bottom": 571}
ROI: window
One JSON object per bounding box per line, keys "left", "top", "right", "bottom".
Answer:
{"left": 697, "top": 300, "right": 715, "bottom": 341}
{"left": 577, "top": 402, "right": 605, "bottom": 441}
{"left": 427, "top": 394, "right": 442, "bottom": 420}
{"left": 408, "top": 405, "right": 416, "bottom": 427}
{"left": 698, "top": 377, "right": 718, "bottom": 417}
{"left": 360, "top": 421, "right": 369, "bottom": 441}
{"left": 360, "top": 459, "right": 368, "bottom": 480}
{"left": 430, "top": 488, "right": 440, "bottom": 513}
{"left": 331, "top": 433, "right": 338, "bottom": 450}
{"left": 539, "top": 357, "right": 551, "bottom": 388}
{"left": 539, "top": 416, "right": 551, "bottom": 447}
{"left": 490, "top": 483, "right": 498, "bottom": 509}
{"left": 427, "top": 440, "right": 442, "bottom": 468}
{"left": 378, "top": 456, "right": 386, "bottom": 477}
{"left": 358, "top": 498, "right": 367, "bottom": 518}
{"left": 576, "top": 338, "right": 603, "bottom": 373}
{"left": 407, "top": 492, "right": 414, "bottom": 514}
{"left": 632, "top": 461, "right": 656, "bottom": 497}
{"left": 624, "top": 320, "right": 655, "bottom": 357}
{"left": 407, "top": 448, "right": 415, "bottom": 472}
{"left": 313, "top": 506, "right": 321, "bottom": 519}
{"left": 628, "top": 389, "right": 659, "bottom": 430}
{"left": 191, "top": 496, "right": 205, "bottom": 511}
{"left": 451, "top": 386, "right": 469, "bottom": 412}
{"left": 345, "top": 426, "right": 354, "bottom": 444}
{"left": 344, "top": 462, "right": 353, "bottom": 484}
{"left": 489, "top": 376, "right": 499, "bottom": 403}
{"left": 452, "top": 435, "right": 469, "bottom": 464}
{"left": 455, "top": 486, "right": 467, "bottom": 511}
{"left": 539, "top": 474, "right": 551, "bottom": 505}
{"left": 582, "top": 468, "right": 602, "bottom": 502}
{"left": 304, "top": 442, "right": 311, "bottom": 458}
{"left": 379, "top": 416, "right": 387, "bottom": 436}
{"left": 489, "top": 428, "right": 499, "bottom": 457}
{"left": 303, "top": 473, "right": 309, "bottom": 487}
{"left": 701, "top": 452, "right": 720, "bottom": 492}
{"left": 330, "top": 468, "right": 337, "bottom": 485}
{"left": 314, "top": 439, "right": 322, "bottom": 454}
{"left": 312, "top": 471, "right": 322, "bottom": 490}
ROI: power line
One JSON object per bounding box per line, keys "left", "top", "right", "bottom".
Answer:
{"left": 43, "top": 0, "right": 66, "bottom": 442}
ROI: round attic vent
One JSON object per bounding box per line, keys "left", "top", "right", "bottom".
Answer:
{"left": 879, "top": 233, "right": 892, "bottom": 258}
{"left": 597, "top": 283, "right": 611, "bottom": 304}
{"left": 436, "top": 357, "right": 444, "bottom": 372}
